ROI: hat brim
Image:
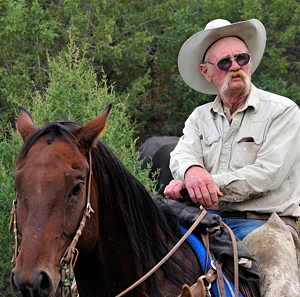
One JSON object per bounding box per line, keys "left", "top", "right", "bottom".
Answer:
{"left": 178, "top": 19, "right": 266, "bottom": 94}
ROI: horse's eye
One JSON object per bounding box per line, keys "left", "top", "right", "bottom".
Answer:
{"left": 72, "top": 183, "right": 84, "bottom": 196}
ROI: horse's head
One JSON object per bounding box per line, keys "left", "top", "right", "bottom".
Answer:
{"left": 11, "top": 105, "right": 111, "bottom": 297}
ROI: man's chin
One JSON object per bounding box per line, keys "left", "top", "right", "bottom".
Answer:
{"left": 229, "top": 79, "right": 246, "bottom": 88}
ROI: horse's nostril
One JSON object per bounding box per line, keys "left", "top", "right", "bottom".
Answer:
{"left": 11, "top": 271, "right": 24, "bottom": 297}
{"left": 37, "top": 271, "right": 53, "bottom": 296}
{"left": 11, "top": 270, "right": 54, "bottom": 297}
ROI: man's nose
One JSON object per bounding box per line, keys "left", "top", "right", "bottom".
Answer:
{"left": 229, "top": 58, "right": 241, "bottom": 70}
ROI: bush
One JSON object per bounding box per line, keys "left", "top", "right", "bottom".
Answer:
{"left": 0, "top": 36, "right": 156, "bottom": 295}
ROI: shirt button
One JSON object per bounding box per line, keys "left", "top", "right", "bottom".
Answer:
{"left": 222, "top": 163, "right": 226, "bottom": 167}
{"left": 225, "top": 142, "right": 229, "bottom": 146}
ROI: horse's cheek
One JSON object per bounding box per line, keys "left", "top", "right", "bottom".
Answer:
{"left": 63, "top": 197, "right": 85, "bottom": 235}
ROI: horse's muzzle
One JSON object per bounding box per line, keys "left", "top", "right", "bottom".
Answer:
{"left": 11, "top": 269, "right": 54, "bottom": 297}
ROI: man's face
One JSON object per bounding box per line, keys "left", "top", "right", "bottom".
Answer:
{"left": 200, "top": 37, "right": 252, "bottom": 98}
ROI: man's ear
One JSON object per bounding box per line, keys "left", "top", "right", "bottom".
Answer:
{"left": 200, "top": 64, "right": 213, "bottom": 83}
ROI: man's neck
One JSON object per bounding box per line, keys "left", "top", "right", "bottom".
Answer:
{"left": 220, "top": 87, "right": 250, "bottom": 115}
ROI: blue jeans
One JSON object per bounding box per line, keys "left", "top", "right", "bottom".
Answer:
{"left": 207, "top": 210, "right": 267, "bottom": 241}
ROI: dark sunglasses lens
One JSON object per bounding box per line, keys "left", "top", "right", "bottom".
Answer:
{"left": 236, "top": 53, "right": 250, "bottom": 66}
{"left": 217, "top": 58, "right": 231, "bottom": 70}
{"left": 217, "top": 53, "right": 250, "bottom": 70}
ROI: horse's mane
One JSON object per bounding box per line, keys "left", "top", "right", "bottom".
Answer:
{"left": 17, "top": 121, "right": 193, "bottom": 297}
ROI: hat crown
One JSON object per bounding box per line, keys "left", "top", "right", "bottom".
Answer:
{"left": 205, "top": 19, "right": 232, "bottom": 30}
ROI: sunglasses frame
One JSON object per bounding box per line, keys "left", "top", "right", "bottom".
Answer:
{"left": 205, "top": 52, "right": 251, "bottom": 71}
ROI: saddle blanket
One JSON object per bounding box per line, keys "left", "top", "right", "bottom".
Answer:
{"left": 180, "top": 226, "right": 243, "bottom": 297}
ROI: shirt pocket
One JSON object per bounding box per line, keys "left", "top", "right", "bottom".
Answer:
{"left": 200, "top": 134, "right": 221, "bottom": 171}
{"left": 230, "top": 137, "right": 263, "bottom": 170}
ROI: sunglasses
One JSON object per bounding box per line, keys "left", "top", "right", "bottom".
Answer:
{"left": 205, "top": 53, "right": 251, "bottom": 71}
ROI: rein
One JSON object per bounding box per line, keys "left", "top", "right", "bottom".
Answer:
{"left": 115, "top": 208, "right": 207, "bottom": 297}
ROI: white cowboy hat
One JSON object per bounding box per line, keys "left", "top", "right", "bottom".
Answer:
{"left": 178, "top": 19, "right": 266, "bottom": 94}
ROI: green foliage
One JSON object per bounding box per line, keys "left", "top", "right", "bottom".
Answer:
{"left": 0, "top": 0, "right": 61, "bottom": 103}
{"left": 150, "top": 1, "right": 216, "bottom": 135}
{"left": 0, "top": 0, "right": 173, "bottom": 134}
{"left": 0, "top": 38, "right": 156, "bottom": 295}
{"left": 1, "top": 0, "right": 299, "bottom": 140}
{"left": 0, "top": 127, "right": 20, "bottom": 294}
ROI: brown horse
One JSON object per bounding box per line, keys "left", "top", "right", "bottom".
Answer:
{"left": 10, "top": 105, "right": 201, "bottom": 297}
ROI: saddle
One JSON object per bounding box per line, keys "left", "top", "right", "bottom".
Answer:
{"left": 154, "top": 192, "right": 261, "bottom": 297}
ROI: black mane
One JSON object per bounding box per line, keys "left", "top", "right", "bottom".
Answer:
{"left": 91, "top": 141, "right": 193, "bottom": 296}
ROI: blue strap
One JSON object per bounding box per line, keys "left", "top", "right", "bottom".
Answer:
{"left": 180, "top": 226, "right": 243, "bottom": 297}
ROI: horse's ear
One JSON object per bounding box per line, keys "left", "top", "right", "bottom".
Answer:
{"left": 77, "top": 103, "right": 112, "bottom": 153}
{"left": 179, "top": 284, "right": 193, "bottom": 297}
{"left": 16, "top": 106, "right": 37, "bottom": 142}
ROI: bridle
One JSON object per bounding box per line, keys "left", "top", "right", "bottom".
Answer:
{"left": 59, "top": 150, "right": 95, "bottom": 296}
{"left": 9, "top": 150, "right": 94, "bottom": 297}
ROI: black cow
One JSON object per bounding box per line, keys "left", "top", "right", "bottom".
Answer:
{"left": 139, "top": 136, "right": 179, "bottom": 195}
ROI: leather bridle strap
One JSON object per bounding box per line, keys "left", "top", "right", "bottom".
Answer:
{"left": 9, "top": 197, "right": 18, "bottom": 263}
{"left": 222, "top": 221, "right": 239, "bottom": 297}
{"left": 60, "top": 150, "right": 94, "bottom": 295}
{"left": 115, "top": 209, "right": 207, "bottom": 297}
{"left": 61, "top": 150, "right": 94, "bottom": 265}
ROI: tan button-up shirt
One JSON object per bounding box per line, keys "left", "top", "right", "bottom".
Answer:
{"left": 170, "top": 84, "right": 300, "bottom": 217}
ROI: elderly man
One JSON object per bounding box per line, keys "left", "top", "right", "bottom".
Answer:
{"left": 164, "top": 19, "right": 300, "bottom": 296}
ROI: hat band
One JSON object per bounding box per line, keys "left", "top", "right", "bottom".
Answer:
{"left": 202, "top": 36, "right": 248, "bottom": 63}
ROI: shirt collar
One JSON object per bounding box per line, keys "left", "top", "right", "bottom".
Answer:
{"left": 211, "top": 83, "right": 260, "bottom": 115}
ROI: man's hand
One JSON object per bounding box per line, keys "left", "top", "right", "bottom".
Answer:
{"left": 185, "top": 166, "right": 222, "bottom": 209}
{"left": 164, "top": 179, "right": 186, "bottom": 201}
{"left": 164, "top": 166, "right": 223, "bottom": 209}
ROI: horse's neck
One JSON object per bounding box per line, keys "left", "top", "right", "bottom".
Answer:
{"left": 75, "top": 179, "right": 202, "bottom": 297}
{"left": 75, "top": 204, "right": 142, "bottom": 296}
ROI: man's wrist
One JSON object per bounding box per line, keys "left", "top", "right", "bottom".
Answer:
{"left": 184, "top": 165, "right": 202, "bottom": 177}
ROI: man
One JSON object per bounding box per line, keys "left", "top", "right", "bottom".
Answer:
{"left": 164, "top": 19, "right": 300, "bottom": 296}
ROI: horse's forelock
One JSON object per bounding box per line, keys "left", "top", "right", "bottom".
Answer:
{"left": 17, "top": 121, "right": 82, "bottom": 164}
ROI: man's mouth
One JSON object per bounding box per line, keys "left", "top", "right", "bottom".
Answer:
{"left": 231, "top": 76, "right": 243, "bottom": 81}
{"left": 230, "top": 71, "right": 244, "bottom": 79}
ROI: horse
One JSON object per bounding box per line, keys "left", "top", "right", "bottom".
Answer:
{"left": 10, "top": 105, "right": 202, "bottom": 297}
{"left": 138, "top": 136, "right": 179, "bottom": 195}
